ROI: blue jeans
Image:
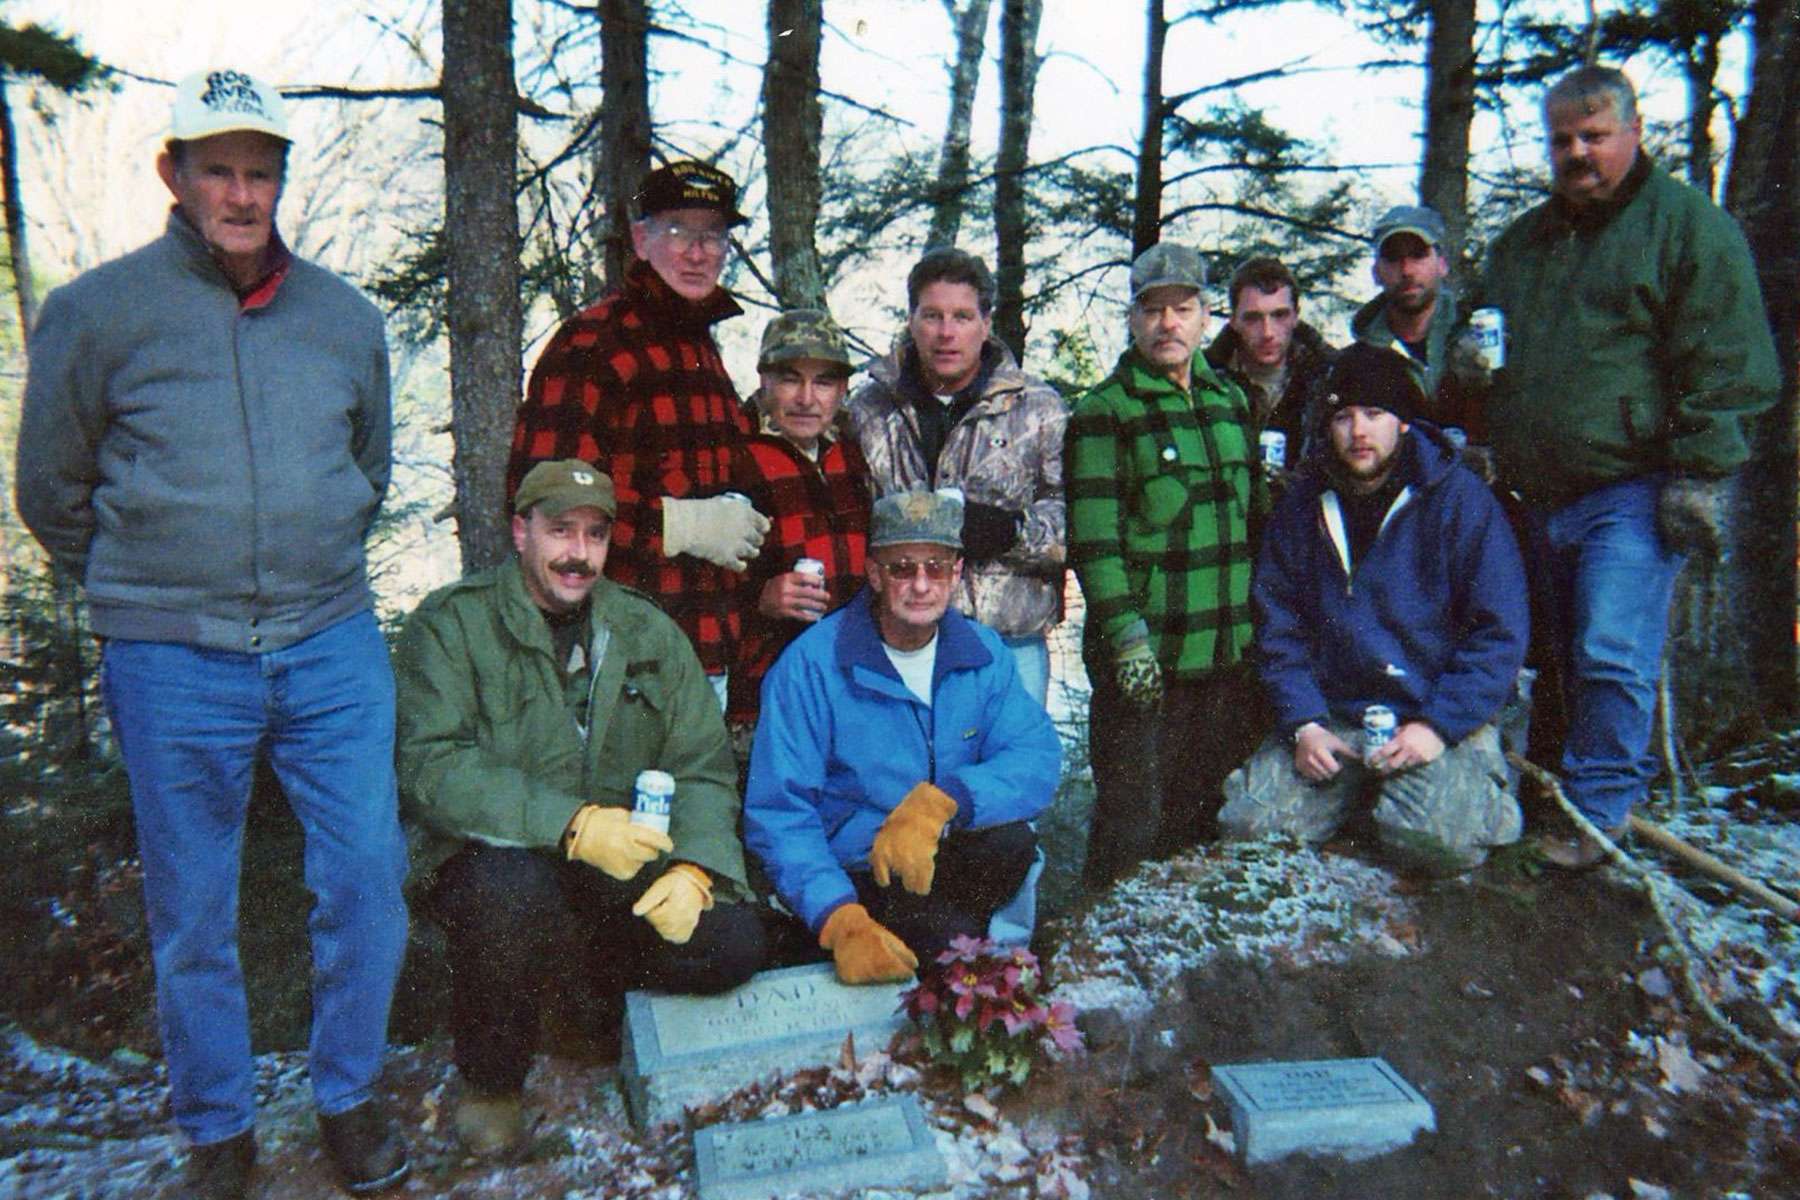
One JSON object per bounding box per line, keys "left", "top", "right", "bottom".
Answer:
{"left": 101, "top": 611, "right": 408, "bottom": 1144}
{"left": 1002, "top": 634, "right": 1050, "bottom": 708}
{"left": 1535, "top": 476, "right": 1685, "bottom": 828}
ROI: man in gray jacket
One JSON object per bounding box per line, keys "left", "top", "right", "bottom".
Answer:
{"left": 15, "top": 69, "right": 408, "bottom": 1199}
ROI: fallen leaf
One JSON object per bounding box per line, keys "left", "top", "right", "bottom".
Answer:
{"left": 1556, "top": 1085, "right": 1602, "bottom": 1125}
{"left": 1656, "top": 1037, "right": 1708, "bottom": 1094}
{"left": 1628, "top": 1180, "right": 1672, "bottom": 1200}
{"left": 964, "top": 1092, "right": 1000, "bottom": 1123}
{"left": 1526, "top": 1066, "right": 1554, "bottom": 1088}
{"left": 1204, "top": 1113, "right": 1236, "bottom": 1155}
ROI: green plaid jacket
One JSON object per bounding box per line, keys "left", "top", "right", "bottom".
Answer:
{"left": 1066, "top": 347, "right": 1259, "bottom": 680}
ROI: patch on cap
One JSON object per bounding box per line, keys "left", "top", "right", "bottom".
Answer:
{"left": 514, "top": 458, "right": 618, "bottom": 518}
{"left": 636, "top": 159, "right": 749, "bottom": 227}
{"left": 870, "top": 489, "right": 964, "bottom": 551}
{"left": 169, "top": 69, "right": 290, "bottom": 146}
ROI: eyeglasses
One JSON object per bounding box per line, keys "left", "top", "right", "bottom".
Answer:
{"left": 877, "top": 557, "right": 956, "bottom": 582}
{"left": 657, "top": 223, "right": 730, "bottom": 254}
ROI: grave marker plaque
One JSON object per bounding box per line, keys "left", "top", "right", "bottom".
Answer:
{"left": 1213, "top": 1056, "right": 1435, "bottom": 1164}
{"left": 692, "top": 1096, "right": 944, "bottom": 1200}
{"left": 621, "top": 962, "right": 910, "bottom": 1127}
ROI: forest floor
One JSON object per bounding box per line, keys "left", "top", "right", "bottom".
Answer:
{"left": 2, "top": 725, "right": 1797, "bottom": 1199}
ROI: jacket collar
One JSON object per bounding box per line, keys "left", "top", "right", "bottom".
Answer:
{"left": 832, "top": 587, "right": 992, "bottom": 699}
{"left": 165, "top": 207, "right": 293, "bottom": 307}
{"left": 1111, "top": 345, "right": 1236, "bottom": 400}
{"left": 623, "top": 257, "right": 743, "bottom": 329}
{"left": 495, "top": 558, "right": 645, "bottom": 655}
{"left": 865, "top": 335, "right": 1028, "bottom": 416}
{"left": 1545, "top": 151, "right": 1655, "bottom": 235}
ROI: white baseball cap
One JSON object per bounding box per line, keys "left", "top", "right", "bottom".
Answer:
{"left": 168, "top": 69, "right": 290, "bottom": 146}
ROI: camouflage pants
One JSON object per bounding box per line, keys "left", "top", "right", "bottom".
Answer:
{"left": 1219, "top": 723, "right": 1522, "bottom": 876}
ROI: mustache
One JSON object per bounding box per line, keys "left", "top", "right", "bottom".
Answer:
{"left": 547, "top": 558, "right": 597, "bottom": 578}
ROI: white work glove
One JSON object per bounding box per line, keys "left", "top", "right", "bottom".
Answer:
{"left": 661, "top": 495, "right": 771, "bottom": 571}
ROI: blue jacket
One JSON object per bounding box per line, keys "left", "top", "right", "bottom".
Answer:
{"left": 1254, "top": 423, "right": 1527, "bottom": 744}
{"left": 744, "top": 588, "right": 1060, "bottom": 932}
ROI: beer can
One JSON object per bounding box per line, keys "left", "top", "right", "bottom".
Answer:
{"left": 631, "top": 769, "right": 674, "bottom": 836}
{"left": 1469, "top": 308, "right": 1505, "bottom": 372}
{"left": 1362, "top": 705, "right": 1397, "bottom": 757}
{"left": 721, "top": 491, "right": 751, "bottom": 505}
{"left": 1259, "top": 430, "right": 1288, "bottom": 470}
{"left": 794, "top": 557, "right": 826, "bottom": 581}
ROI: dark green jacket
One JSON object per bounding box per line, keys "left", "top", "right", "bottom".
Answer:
{"left": 1350, "top": 285, "right": 1475, "bottom": 432}
{"left": 1066, "top": 347, "right": 1258, "bottom": 679}
{"left": 1476, "top": 157, "right": 1778, "bottom": 504}
{"left": 395, "top": 561, "right": 748, "bottom": 897}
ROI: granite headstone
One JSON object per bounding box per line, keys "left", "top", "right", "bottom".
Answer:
{"left": 692, "top": 1095, "right": 945, "bottom": 1200}
{"left": 1213, "top": 1056, "right": 1435, "bottom": 1164}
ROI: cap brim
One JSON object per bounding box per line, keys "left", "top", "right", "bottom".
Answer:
{"left": 1375, "top": 225, "right": 1438, "bottom": 248}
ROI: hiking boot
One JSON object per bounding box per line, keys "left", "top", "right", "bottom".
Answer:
{"left": 318, "top": 1100, "right": 411, "bottom": 1195}
{"left": 1537, "top": 822, "right": 1629, "bottom": 870}
{"left": 453, "top": 1087, "right": 527, "bottom": 1158}
{"left": 186, "top": 1129, "right": 256, "bottom": 1200}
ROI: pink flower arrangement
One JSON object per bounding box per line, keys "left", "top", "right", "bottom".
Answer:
{"left": 900, "top": 935, "right": 1084, "bottom": 1090}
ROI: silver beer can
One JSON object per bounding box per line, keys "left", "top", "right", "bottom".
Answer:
{"left": 1259, "top": 430, "right": 1288, "bottom": 470}
{"left": 1362, "top": 705, "right": 1397, "bottom": 757}
{"left": 1469, "top": 308, "right": 1505, "bottom": 372}
{"left": 721, "top": 491, "right": 751, "bottom": 505}
{"left": 631, "top": 769, "right": 674, "bottom": 835}
{"left": 794, "top": 557, "right": 826, "bottom": 581}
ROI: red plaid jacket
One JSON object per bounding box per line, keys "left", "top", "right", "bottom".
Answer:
{"left": 726, "top": 426, "right": 872, "bottom": 723}
{"left": 507, "top": 261, "right": 751, "bottom": 672}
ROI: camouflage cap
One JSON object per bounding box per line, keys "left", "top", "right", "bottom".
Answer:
{"left": 870, "top": 489, "right": 965, "bottom": 551}
{"left": 1129, "top": 243, "right": 1206, "bottom": 302}
{"left": 636, "top": 159, "right": 749, "bottom": 227}
{"left": 513, "top": 459, "right": 617, "bottom": 518}
{"left": 758, "top": 308, "right": 853, "bottom": 373}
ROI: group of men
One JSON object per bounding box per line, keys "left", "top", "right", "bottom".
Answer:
{"left": 14, "top": 58, "right": 1778, "bottom": 1198}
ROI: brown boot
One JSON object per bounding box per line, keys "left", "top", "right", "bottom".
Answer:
{"left": 1536, "top": 822, "right": 1629, "bottom": 870}
{"left": 453, "top": 1088, "right": 527, "bottom": 1158}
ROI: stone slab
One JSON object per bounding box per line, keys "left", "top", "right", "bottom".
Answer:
{"left": 692, "top": 1095, "right": 945, "bottom": 1200}
{"left": 621, "top": 962, "right": 910, "bottom": 1128}
{"left": 1213, "top": 1056, "right": 1435, "bottom": 1165}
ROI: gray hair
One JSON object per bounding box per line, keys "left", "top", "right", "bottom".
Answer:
{"left": 1544, "top": 65, "right": 1639, "bottom": 126}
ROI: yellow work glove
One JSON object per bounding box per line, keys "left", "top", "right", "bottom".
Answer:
{"left": 564, "top": 804, "right": 674, "bottom": 881}
{"left": 631, "top": 863, "right": 714, "bottom": 945}
{"left": 818, "top": 903, "right": 918, "bottom": 985}
{"left": 868, "top": 782, "right": 957, "bottom": 895}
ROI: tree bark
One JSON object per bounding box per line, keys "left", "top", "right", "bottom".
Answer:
{"left": 1682, "top": 29, "right": 1721, "bottom": 195}
{"left": 1417, "top": 0, "right": 1477, "bottom": 266}
{"left": 443, "top": 0, "right": 524, "bottom": 572}
{"left": 926, "top": 0, "right": 993, "bottom": 249}
{"left": 993, "top": 0, "right": 1041, "bottom": 360}
{"left": 0, "top": 83, "right": 37, "bottom": 336}
{"left": 599, "top": 0, "right": 652, "bottom": 290}
{"left": 762, "top": 0, "right": 826, "bottom": 310}
{"left": 1131, "top": 0, "right": 1167, "bottom": 257}
{"left": 1709, "top": 0, "right": 1800, "bottom": 729}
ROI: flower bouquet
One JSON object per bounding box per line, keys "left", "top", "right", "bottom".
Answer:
{"left": 900, "top": 935, "right": 1083, "bottom": 1091}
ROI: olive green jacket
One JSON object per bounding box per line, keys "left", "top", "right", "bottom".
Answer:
{"left": 395, "top": 561, "right": 748, "bottom": 897}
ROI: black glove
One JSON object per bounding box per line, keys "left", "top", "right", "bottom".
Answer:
{"left": 961, "top": 502, "right": 1022, "bottom": 561}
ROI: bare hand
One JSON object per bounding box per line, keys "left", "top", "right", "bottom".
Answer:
{"left": 1366, "top": 721, "right": 1446, "bottom": 774}
{"left": 1293, "top": 723, "right": 1357, "bottom": 782}
{"left": 759, "top": 571, "right": 830, "bottom": 622}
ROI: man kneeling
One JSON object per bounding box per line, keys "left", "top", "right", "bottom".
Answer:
{"left": 1221, "top": 344, "right": 1527, "bottom": 874}
{"left": 745, "top": 490, "right": 1060, "bottom": 983}
{"left": 396, "top": 460, "right": 765, "bottom": 1155}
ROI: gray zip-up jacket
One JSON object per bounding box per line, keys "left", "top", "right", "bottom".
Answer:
{"left": 16, "top": 212, "right": 391, "bottom": 653}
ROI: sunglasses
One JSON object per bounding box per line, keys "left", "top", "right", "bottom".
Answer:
{"left": 877, "top": 557, "right": 956, "bottom": 582}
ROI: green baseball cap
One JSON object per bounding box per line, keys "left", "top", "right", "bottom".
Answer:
{"left": 514, "top": 459, "right": 617, "bottom": 518}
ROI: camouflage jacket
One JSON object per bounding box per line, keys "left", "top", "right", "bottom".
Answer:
{"left": 848, "top": 338, "right": 1068, "bottom": 639}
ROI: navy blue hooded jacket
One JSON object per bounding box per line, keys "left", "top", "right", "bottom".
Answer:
{"left": 1253, "top": 421, "right": 1527, "bottom": 744}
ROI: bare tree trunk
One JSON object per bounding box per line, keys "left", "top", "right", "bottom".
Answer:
{"left": 993, "top": 0, "right": 1041, "bottom": 360}
{"left": 1683, "top": 31, "right": 1721, "bottom": 195}
{"left": 599, "top": 0, "right": 652, "bottom": 290}
{"left": 0, "top": 83, "right": 37, "bottom": 336}
{"left": 926, "top": 0, "right": 993, "bottom": 249}
{"left": 443, "top": 0, "right": 523, "bottom": 572}
{"left": 1417, "top": 0, "right": 1477, "bottom": 266}
{"left": 1131, "top": 0, "right": 1167, "bottom": 257}
{"left": 762, "top": 0, "right": 826, "bottom": 310}
{"left": 1710, "top": 0, "right": 1800, "bottom": 730}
